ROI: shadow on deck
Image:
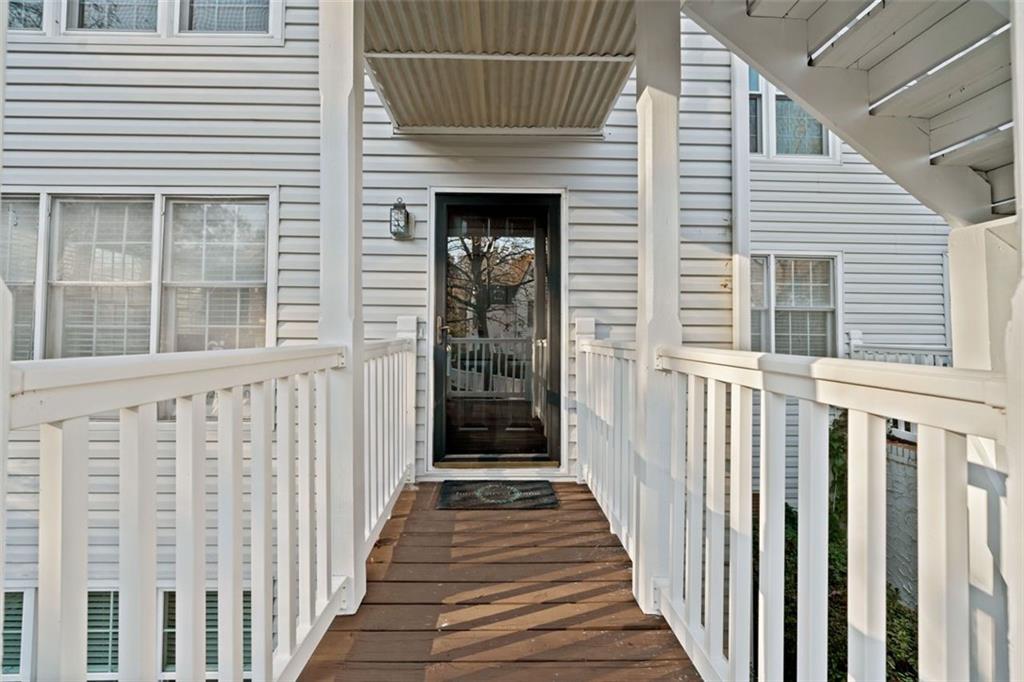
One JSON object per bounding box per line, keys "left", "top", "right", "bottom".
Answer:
{"left": 300, "top": 483, "right": 699, "bottom": 681}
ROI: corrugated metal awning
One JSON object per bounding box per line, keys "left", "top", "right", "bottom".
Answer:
{"left": 365, "top": 0, "right": 636, "bottom": 134}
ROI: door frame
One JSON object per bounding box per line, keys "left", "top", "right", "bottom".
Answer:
{"left": 423, "top": 187, "right": 571, "bottom": 480}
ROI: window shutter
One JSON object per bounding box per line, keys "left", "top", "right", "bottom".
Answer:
{"left": 2, "top": 592, "right": 24, "bottom": 674}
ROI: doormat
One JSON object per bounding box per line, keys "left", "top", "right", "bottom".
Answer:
{"left": 437, "top": 480, "right": 559, "bottom": 510}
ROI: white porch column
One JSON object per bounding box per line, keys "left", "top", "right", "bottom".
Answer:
{"left": 1005, "top": 2, "right": 1024, "bottom": 677}
{"left": 633, "top": 0, "right": 683, "bottom": 614}
{"left": 318, "top": 0, "right": 366, "bottom": 611}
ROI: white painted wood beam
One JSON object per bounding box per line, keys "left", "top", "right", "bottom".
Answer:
{"left": 366, "top": 51, "right": 633, "bottom": 62}
{"left": 685, "top": 0, "right": 993, "bottom": 227}
{"left": 319, "top": 0, "right": 367, "bottom": 610}
{"left": 633, "top": 0, "right": 683, "bottom": 616}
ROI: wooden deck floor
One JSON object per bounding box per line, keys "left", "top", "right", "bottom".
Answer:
{"left": 300, "top": 482, "right": 699, "bottom": 681}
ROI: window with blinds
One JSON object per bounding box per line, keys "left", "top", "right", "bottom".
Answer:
{"left": 87, "top": 591, "right": 119, "bottom": 674}
{"left": 70, "top": 0, "right": 158, "bottom": 31}
{"left": 750, "top": 255, "right": 836, "bottom": 357}
{"left": 0, "top": 198, "right": 40, "bottom": 360}
{"left": 161, "top": 199, "right": 268, "bottom": 353}
{"left": 181, "top": 0, "right": 269, "bottom": 32}
{"left": 47, "top": 198, "right": 154, "bottom": 358}
{"left": 161, "top": 590, "right": 253, "bottom": 673}
{"left": 2, "top": 592, "right": 24, "bottom": 675}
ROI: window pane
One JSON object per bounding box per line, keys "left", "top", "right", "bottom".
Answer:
{"left": 2, "top": 593, "right": 23, "bottom": 674}
{"left": 750, "top": 256, "right": 767, "bottom": 308}
{"left": 165, "top": 200, "right": 268, "bottom": 284}
{"left": 184, "top": 0, "right": 269, "bottom": 32}
{"left": 163, "top": 286, "right": 266, "bottom": 352}
{"left": 87, "top": 592, "right": 118, "bottom": 673}
{"left": 54, "top": 199, "right": 153, "bottom": 283}
{"left": 1, "top": 198, "right": 40, "bottom": 360}
{"left": 749, "top": 94, "right": 762, "bottom": 154}
{"left": 748, "top": 66, "right": 761, "bottom": 92}
{"left": 774, "top": 310, "right": 832, "bottom": 357}
{"left": 775, "top": 94, "right": 826, "bottom": 155}
{"left": 51, "top": 286, "right": 151, "bottom": 357}
{"left": 75, "top": 0, "right": 158, "bottom": 31}
{"left": 9, "top": 0, "right": 43, "bottom": 29}
{"left": 774, "top": 257, "right": 832, "bottom": 309}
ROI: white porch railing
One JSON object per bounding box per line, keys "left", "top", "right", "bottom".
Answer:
{"left": 447, "top": 337, "right": 532, "bottom": 398}
{"left": 0, "top": 288, "right": 417, "bottom": 681}
{"left": 576, "top": 337, "right": 1006, "bottom": 681}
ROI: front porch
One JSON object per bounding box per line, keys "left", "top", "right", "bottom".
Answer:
{"left": 301, "top": 483, "right": 698, "bottom": 681}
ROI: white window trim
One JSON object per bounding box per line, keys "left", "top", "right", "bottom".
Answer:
{"left": 0, "top": 185, "right": 279, "bottom": 360}
{"left": 8, "top": 0, "right": 284, "bottom": 46}
{"left": 752, "top": 251, "right": 845, "bottom": 358}
{"left": 746, "top": 65, "right": 843, "bottom": 165}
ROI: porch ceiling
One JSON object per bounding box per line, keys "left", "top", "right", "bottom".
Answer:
{"left": 364, "top": 0, "right": 636, "bottom": 133}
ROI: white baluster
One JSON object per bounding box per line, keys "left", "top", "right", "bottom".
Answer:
{"left": 217, "top": 387, "right": 244, "bottom": 681}
{"left": 847, "top": 409, "right": 887, "bottom": 681}
{"left": 250, "top": 381, "right": 274, "bottom": 682}
{"left": 118, "top": 403, "right": 158, "bottom": 681}
{"left": 37, "top": 417, "right": 89, "bottom": 681}
{"left": 685, "top": 375, "right": 705, "bottom": 626}
{"left": 174, "top": 394, "right": 207, "bottom": 682}
{"left": 728, "top": 384, "right": 753, "bottom": 682}
{"left": 797, "top": 399, "right": 829, "bottom": 681}
{"left": 917, "top": 425, "right": 969, "bottom": 681}
{"left": 759, "top": 390, "right": 786, "bottom": 682}
{"left": 297, "top": 372, "right": 316, "bottom": 629}
{"left": 276, "top": 376, "right": 297, "bottom": 657}
{"left": 314, "top": 370, "right": 332, "bottom": 608}
{"left": 705, "top": 380, "right": 727, "bottom": 661}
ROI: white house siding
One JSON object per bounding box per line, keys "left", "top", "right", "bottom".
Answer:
{"left": 750, "top": 145, "right": 950, "bottom": 505}
{"left": 362, "top": 15, "right": 735, "bottom": 475}
{"left": 0, "top": 10, "right": 736, "bottom": 579}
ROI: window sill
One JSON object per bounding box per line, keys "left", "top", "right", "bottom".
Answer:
{"left": 8, "top": 30, "right": 285, "bottom": 47}
{"left": 750, "top": 154, "right": 843, "bottom": 170}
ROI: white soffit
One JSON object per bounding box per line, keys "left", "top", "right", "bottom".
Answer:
{"left": 364, "top": 0, "right": 636, "bottom": 133}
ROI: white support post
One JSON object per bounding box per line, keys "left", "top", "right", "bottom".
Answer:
{"left": 1005, "top": 3, "right": 1024, "bottom": 677}
{"left": 318, "top": 0, "right": 366, "bottom": 611}
{"left": 37, "top": 417, "right": 89, "bottom": 682}
{"left": 249, "top": 380, "right": 274, "bottom": 682}
{"left": 118, "top": 403, "right": 158, "bottom": 682}
{"left": 574, "top": 317, "right": 595, "bottom": 483}
{"left": 216, "top": 387, "right": 243, "bottom": 682}
{"left": 633, "top": 0, "right": 683, "bottom": 615}
{"left": 0, "top": 282, "right": 11, "bottom": 657}
{"left": 796, "top": 400, "right": 829, "bottom": 681}
{"left": 174, "top": 395, "right": 207, "bottom": 682}
{"left": 396, "top": 316, "right": 418, "bottom": 482}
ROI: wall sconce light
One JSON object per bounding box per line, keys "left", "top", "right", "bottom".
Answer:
{"left": 389, "top": 197, "right": 414, "bottom": 240}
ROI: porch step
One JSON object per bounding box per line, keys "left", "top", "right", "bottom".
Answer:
{"left": 299, "top": 483, "right": 699, "bottom": 681}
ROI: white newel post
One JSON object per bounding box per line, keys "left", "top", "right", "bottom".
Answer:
{"left": 397, "top": 316, "right": 418, "bottom": 482}
{"left": 634, "top": 0, "right": 683, "bottom": 614}
{"left": 319, "top": 0, "right": 366, "bottom": 611}
{"left": 1005, "top": 4, "right": 1024, "bottom": 678}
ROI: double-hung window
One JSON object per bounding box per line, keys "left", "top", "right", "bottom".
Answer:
{"left": 751, "top": 255, "right": 838, "bottom": 357}
{"left": 69, "top": 0, "right": 159, "bottom": 31}
{"left": 0, "top": 193, "right": 271, "bottom": 362}
{"left": 748, "top": 66, "right": 834, "bottom": 160}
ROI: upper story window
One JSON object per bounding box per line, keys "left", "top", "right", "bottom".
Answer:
{"left": 0, "top": 193, "right": 272, "bottom": 361}
{"left": 748, "top": 67, "right": 835, "bottom": 161}
{"left": 70, "top": 0, "right": 158, "bottom": 31}
{"left": 8, "top": 0, "right": 280, "bottom": 42}
{"left": 751, "top": 255, "right": 838, "bottom": 357}
{"left": 181, "top": 0, "right": 270, "bottom": 33}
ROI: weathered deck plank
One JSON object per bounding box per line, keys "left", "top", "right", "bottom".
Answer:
{"left": 300, "top": 483, "right": 699, "bottom": 681}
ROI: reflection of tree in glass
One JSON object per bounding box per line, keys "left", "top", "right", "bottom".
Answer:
{"left": 446, "top": 236, "right": 534, "bottom": 339}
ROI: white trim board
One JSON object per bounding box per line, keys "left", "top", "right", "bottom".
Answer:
{"left": 424, "top": 186, "right": 571, "bottom": 481}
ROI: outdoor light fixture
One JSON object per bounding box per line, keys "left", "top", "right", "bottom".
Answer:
{"left": 389, "top": 197, "right": 414, "bottom": 240}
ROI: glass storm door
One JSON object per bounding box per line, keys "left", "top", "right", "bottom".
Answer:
{"left": 432, "top": 195, "right": 561, "bottom": 466}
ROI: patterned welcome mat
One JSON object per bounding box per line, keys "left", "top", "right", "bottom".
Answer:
{"left": 437, "top": 480, "right": 559, "bottom": 510}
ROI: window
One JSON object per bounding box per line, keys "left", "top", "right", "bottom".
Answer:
{"left": 2, "top": 592, "right": 24, "bottom": 675}
{"left": 87, "top": 591, "right": 119, "bottom": 674}
{"left": 748, "top": 66, "right": 832, "bottom": 159}
{"left": 750, "top": 255, "right": 837, "bottom": 357}
{"left": 161, "top": 591, "right": 253, "bottom": 674}
{"left": 180, "top": 0, "right": 270, "bottom": 32}
{"left": 1, "top": 193, "right": 270, "bottom": 361}
{"left": 0, "top": 198, "right": 40, "bottom": 360}
{"left": 47, "top": 198, "right": 153, "bottom": 358}
{"left": 69, "top": 0, "right": 159, "bottom": 31}
{"left": 8, "top": 0, "right": 43, "bottom": 29}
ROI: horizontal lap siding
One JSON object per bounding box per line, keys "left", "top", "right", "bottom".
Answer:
{"left": 1, "top": 0, "right": 320, "bottom": 581}
{"left": 363, "top": 15, "right": 733, "bottom": 475}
